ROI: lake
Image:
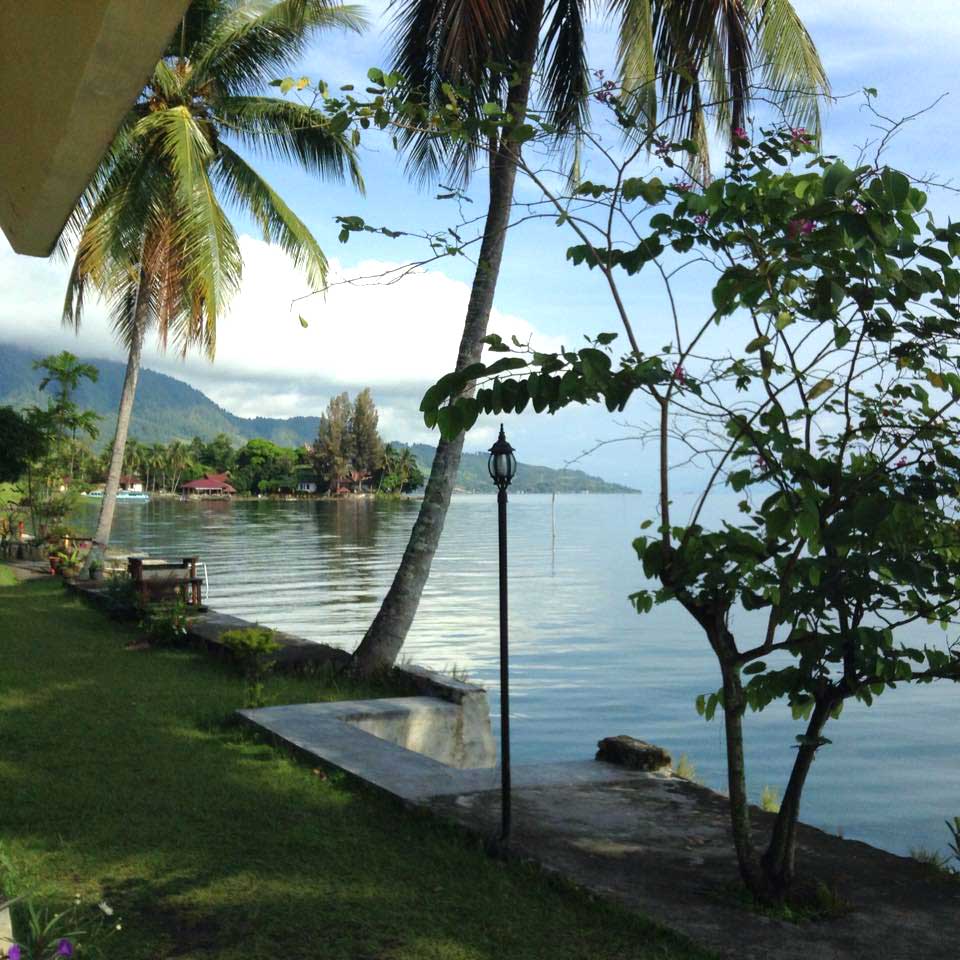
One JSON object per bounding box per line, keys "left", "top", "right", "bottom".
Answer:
{"left": 77, "top": 493, "right": 959, "bottom": 859}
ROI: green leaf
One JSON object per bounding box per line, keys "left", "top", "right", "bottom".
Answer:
{"left": 806, "top": 378, "right": 834, "bottom": 402}
{"left": 822, "top": 161, "right": 854, "bottom": 198}
{"left": 298, "top": 315, "right": 308, "bottom": 329}
{"left": 436, "top": 404, "right": 461, "bottom": 439}
{"left": 882, "top": 168, "right": 911, "bottom": 208}
{"left": 743, "top": 661, "right": 766, "bottom": 675}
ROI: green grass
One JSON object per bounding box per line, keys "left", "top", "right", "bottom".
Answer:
{"left": 0, "top": 564, "right": 18, "bottom": 587}
{"left": 0, "top": 579, "right": 711, "bottom": 960}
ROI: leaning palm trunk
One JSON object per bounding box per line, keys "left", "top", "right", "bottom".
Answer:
{"left": 82, "top": 276, "right": 148, "bottom": 575}
{"left": 352, "top": 6, "right": 543, "bottom": 675}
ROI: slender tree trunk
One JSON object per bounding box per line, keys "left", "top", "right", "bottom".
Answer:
{"left": 352, "top": 9, "right": 544, "bottom": 676}
{"left": 760, "top": 698, "right": 833, "bottom": 896}
{"left": 82, "top": 275, "right": 149, "bottom": 576}
{"left": 718, "top": 663, "right": 766, "bottom": 896}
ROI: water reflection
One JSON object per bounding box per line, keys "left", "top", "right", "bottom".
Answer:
{"left": 75, "top": 493, "right": 960, "bottom": 858}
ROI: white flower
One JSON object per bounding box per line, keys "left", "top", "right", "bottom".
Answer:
{"left": 98, "top": 901, "right": 114, "bottom": 916}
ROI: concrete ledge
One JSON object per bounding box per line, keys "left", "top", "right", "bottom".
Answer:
{"left": 239, "top": 701, "right": 652, "bottom": 805}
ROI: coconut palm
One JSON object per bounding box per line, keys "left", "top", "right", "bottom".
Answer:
{"left": 64, "top": 0, "right": 365, "bottom": 570}
{"left": 166, "top": 439, "right": 194, "bottom": 493}
{"left": 352, "top": 0, "right": 829, "bottom": 674}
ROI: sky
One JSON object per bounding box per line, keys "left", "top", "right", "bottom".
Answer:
{"left": 1, "top": 0, "right": 959, "bottom": 488}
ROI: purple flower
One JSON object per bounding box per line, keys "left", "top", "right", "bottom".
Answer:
{"left": 693, "top": 214, "right": 709, "bottom": 227}
{"left": 787, "top": 218, "right": 816, "bottom": 239}
{"left": 8, "top": 945, "right": 22, "bottom": 960}
{"left": 895, "top": 457, "right": 908, "bottom": 469}
{"left": 732, "top": 126, "right": 748, "bottom": 139}
{"left": 673, "top": 180, "right": 694, "bottom": 193}
{"left": 790, "top": 126, "right": 812, "bottom": 143}
{"left": 673, "top": 364, "right": 686, "bottom": 385}
{"left": 57, "top": 939, "right": 74, "bottom": 957}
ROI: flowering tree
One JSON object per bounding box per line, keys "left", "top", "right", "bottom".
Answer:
{"left": 418, "top": 120, "right": 960, "bottom": 901}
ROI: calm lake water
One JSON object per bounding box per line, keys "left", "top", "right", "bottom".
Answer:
{"left": 76, "top": 493, "right": 959, "bottom": 858}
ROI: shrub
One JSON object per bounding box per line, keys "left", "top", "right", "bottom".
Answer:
{"left": 219, "top": 626, "right": 281, "bottom": 708}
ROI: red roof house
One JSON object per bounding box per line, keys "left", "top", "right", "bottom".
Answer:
{"left": 180, "top": 472, "right": 236, "bottom": 496}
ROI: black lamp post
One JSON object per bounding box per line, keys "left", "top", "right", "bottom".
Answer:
{"left": 488, "top": 424, "right": 517, "bottom": 844}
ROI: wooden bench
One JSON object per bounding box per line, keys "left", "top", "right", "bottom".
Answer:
{"left": 128, "top": 557, "right": 203, "bottom": 606}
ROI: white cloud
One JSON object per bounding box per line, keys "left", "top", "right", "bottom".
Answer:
{"left": 0, "top": 234, "right": 563, "bottom": 445}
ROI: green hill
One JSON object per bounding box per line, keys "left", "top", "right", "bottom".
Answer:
{"left": 0, "top": 343, "right": 637, "bottom": 493}
{"left": 0, "top": 342, "right": 319, "bottom": 447}
{"left": 401, "top": 443, "right": 637, "bottom": 494}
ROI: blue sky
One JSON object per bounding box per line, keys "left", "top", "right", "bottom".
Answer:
{"left": 1, "top": 0, "right": 959, "bottom": 487}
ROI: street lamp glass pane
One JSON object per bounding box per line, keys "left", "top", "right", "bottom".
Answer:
{"left": 495, "top": 453, "right": 510, "bottom": 479}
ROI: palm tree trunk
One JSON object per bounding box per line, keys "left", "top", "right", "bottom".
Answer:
{"left": 82, "top": 273, "right": 148, "bottom": 576}
{"left": 352, "top": 6, "right": 544, "bottom": 676}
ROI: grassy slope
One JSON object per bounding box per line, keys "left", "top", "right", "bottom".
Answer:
{"left": 0, "top": 576, "right": 710, "bottom": 960}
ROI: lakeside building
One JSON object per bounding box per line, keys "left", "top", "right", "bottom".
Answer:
{"left": 180, "top": 473, "right": 237, "bottom": 497}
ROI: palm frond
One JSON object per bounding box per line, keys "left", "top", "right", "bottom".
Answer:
{"left": 214, "top": 143, "right": 328, "bottom": 288}
{"left": 387, "top": 0, "right": 519, "bottom": 183}
{"left": 190, "top": 0, "right": 367, "bottom": 94}
{"left": 750, "top": 0, "right": 829, "bottom": 138}
{"left": 539, "top": 0, "right": 590, "bottom": 133}
{"left": 611, "top": 0, "right": 828, "bottom": 171}
{"left": 164, "top": 170, "right": 243, "bottom": 358}
{"left": 613, "top": 0, "right": 658, "bottom": 129}
{"left": 134, "top": 106, "right": 214, "bottom": 210}
{"left": 215, "top": 96, "right": 362, "bottom": 187}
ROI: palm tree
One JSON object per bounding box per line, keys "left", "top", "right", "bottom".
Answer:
{"left": 64, "top": 0, "right": 365, "bottom": 571}
{"left": 352, "top": 0, "right": 829, "bottom": 674}
{"left": 166, "top": 439, "right": 194, "bottom": 493}
{"left": 122, "top": 439, "right": 146, "bottom": 482}
{"left": 32, "top": 351, "right": 100, "bottom": 478}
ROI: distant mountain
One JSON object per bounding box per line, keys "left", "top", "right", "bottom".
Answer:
{"left": 0, "top": 342, "right": 638, "bottom": 493}
{"left": 0, "top": 343, "right": 319, "bottom": 447}
{"left": 400, "top": 443, "right": 637, "bottom": 494}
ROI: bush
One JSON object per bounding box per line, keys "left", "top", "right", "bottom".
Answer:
{"left": 219, "top": 626, "right": 281, "bottom": 708}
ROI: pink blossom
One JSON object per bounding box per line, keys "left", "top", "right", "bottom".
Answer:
{"left": 732, "top": 126, "right": 748, "bottom": 139}
{"left": 693, "top": 214, "right": 708, "bottom": 226}
{"left": 894, "top": 457, "right": 908, "bottom": 469}
{"left": 790, "top": 127, "right": 812, "bottom": 143}
{"left": 754, "top": 456, "right": 768, "bottom": 471}
{"left": 673, "top": 180, "right": 694, "bottom": 193}
{"left": 673, "top": 364, "right": 686, "bottom": 385}
{"left": 787, "top": 218, "right": 816, "bottom": 239}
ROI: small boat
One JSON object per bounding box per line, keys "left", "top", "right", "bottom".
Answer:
{"left": 82, "top": 490, "right": 151, "bottom": 502}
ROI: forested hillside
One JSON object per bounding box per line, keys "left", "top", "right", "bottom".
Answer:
{"left": 1, "top": 343, "right": 637, "bottom": 493}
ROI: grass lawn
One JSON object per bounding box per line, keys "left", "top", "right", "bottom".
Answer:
{"left": 0, "top": 564, "right": 17, "bottom": 587}
{"left": 0, "top": 575, "right": 712, "bottom": 960}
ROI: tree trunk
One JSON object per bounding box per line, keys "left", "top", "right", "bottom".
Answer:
{"left": 81, "top": 276, "right": 148, "bottom": 575}
{"left": 760, "top": 698, "right": 833, "bottom": 897}
{"left": 718, "top": 664, "right": 766, "bottom": 896}
{"left": 351, "top": 9, "right": 544, "bottom": 676}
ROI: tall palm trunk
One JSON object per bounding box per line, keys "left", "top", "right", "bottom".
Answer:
{"left": 352, "top": 6, "right": 544, "bottom": 675}
{"left": 82, "top": 272, "right": 149, "bottom": 575}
